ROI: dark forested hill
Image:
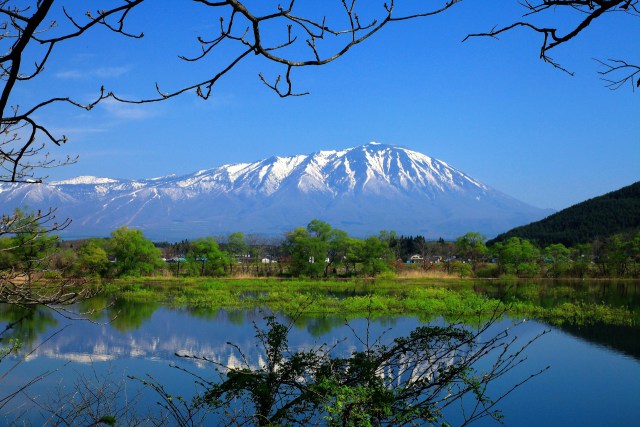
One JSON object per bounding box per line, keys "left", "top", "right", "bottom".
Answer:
{"left": 488, "top": 181, "right": 640, "bottom": 246}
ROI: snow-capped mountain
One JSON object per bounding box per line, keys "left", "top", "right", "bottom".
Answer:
{"left": 0, "top": 143, "right": 551, "bottom": 239}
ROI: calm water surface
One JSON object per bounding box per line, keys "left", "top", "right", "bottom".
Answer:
{"left": 1, "top": 283, "right": 639, "bottom": 426}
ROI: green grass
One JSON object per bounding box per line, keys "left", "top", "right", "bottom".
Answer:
{"left": 99, "top": 277, "right": 638, "bottom": 327}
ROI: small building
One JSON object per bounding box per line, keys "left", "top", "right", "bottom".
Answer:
{"left": 409, "top": 254, "right": 424, "bottom": 264}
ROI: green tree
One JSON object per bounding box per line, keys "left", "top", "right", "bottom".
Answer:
{"left": 455, "top": 232, "right": 488, "bottom": 269}
{"left": 323, "top": 228, "right": 349, "bottom": 277}
{"left": 107, "top": 226, "right": 163, "bottom": 277}
{"left": 284, "top": 220, "right": 345, "bottom": 277}
{"left": 451, "top": 260, "right": 473, "bottom": 278}
{"left": 543, "top": 243, "right": 571, "bottom": 278}
{"left": 569, "top": 243, "right": 592, "bottom": 278}
{"left": 186, "top": 237, "right": 229, "bottom": 277}
{"left": 285, "top": 227, "right": 327, "bottom": 277}
{"left": 226, "top": 232, "right": 247, "bottom": 257}
{"left": 343, "top": 237, "right": 364, "bottom": 276}
{"left": 629, "top": 232, "right": 640, "bottom": 278}
{"left": 359, "top": 236, "right": 392, "bottom": 276}
{"left": 493, "top": 237, "right": 541, "bottom": 277}
{"left": 307, "top": 219, "right": 333, "bottom": 242}
{"left": 0, "top": 236, "right": 14, "bottom": 270}
{"left": 5, "top": 209, "right": 59, "bottom": 282}
{"left": 601, "top": 234, "right": 629, "bottom": 277}
{"left": 76, "top": 239, "right": 110, "bottom": 277}
{"left": 377, "top": 230, "right": 398, "bottom": 246}
{"left": 48, "top": 247, "right": 78, "bottom": 278}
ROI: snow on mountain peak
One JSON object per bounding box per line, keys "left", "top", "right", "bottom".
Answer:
{"left": 43, "top": 144, "right": 486, "bottom": 198}
{"left": 0, "top": 142, "right": 550, "bottom": 239}
{"left": 52, "top": 176, "right": 118, "bottom": 185}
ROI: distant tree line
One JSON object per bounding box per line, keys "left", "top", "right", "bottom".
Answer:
{"left": 1, "top": 210, "right": 639, "bottom": 280}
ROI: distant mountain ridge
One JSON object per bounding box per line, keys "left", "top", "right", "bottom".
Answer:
{"left": 0, "top": 142, "right": 551, "bottom": 240}
{"left": 489, "top": 181, "right": 640, "bottom": 246}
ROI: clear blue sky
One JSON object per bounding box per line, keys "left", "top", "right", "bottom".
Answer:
{"left": 19, "top": 1, "right": 639, "bottom": 210}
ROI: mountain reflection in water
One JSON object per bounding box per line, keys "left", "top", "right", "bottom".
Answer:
{"left": 0, "top": 282, "right": 639, "bottom": 426}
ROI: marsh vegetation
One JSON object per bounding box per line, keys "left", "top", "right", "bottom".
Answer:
{"left": 1, "top": 277, "right": 639, "bottom": 425}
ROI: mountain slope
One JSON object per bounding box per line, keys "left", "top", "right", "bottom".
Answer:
{"left": 0, "top": 143, "right": 551, "bottom": 240}
{"left": 488, "top": 181, "right": 640, "bottom": 246}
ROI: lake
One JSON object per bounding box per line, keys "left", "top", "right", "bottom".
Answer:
{"left": 1, "top": 280, "right": 639, "bottom": 426}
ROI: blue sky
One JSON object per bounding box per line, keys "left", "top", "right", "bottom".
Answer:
{"left": 19, "top": 1, "right": 639, "bottom": 210}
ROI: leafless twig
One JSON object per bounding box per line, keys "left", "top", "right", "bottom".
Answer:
{"left": 464, "top": 0, "right": 639, "bottom": 88}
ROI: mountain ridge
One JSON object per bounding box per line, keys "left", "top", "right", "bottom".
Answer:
{"left": 0, "top": 142, "right": 551, "bottom": 240}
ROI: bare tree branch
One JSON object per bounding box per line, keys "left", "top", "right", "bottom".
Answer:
{"left": 0, "top": 0, "right": 145, "bottom": 183}
{"left": 113, "top": 0, "right": 462, "bottom": 104}
{"left": 1, "top": 1, "right": 464, "bottom": 182}
{"left": 597, "top": 58, "right": 640, "bottom": 90}
{"left": 464, "top": 0, "right": 639, "bottom": 88}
